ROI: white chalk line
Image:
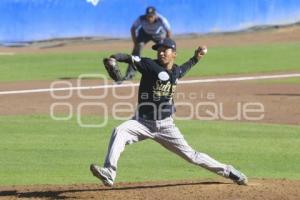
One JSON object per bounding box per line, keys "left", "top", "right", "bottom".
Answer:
{"left": 0, "top": 73, "right": 299, "bottom": 95}
{"left": 0, "top": 52, "right": 15, "bottom": 56}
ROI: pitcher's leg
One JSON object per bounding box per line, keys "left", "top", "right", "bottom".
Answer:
{"left": 156, "top": 122, "right": 247, "bottom": 184}
{"left": 160, "top": 136, "right": 248, "bottom": 185}
{"left": 155, "top": 131, "right": 229, "bottom": 177}
{"left": 155, "top": 120, "right": 229, "bottom": 176}
{"left": 91, "top": 119, "right": 152, "bottom": 185}
{"left": 103, "top": 119, "right": 152, "bottom": 179}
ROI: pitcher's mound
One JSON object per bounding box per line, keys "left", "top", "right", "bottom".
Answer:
{"left": 0, "top": 179, "right": 299, "bottom": 200}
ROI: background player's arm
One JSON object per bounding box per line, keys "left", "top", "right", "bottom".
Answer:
{"left": 130, "top": 17, "right": 141, "bottom": 44}
{"left": 131, "top": 26, "right": 137, "bottom": 44}
{"left": 158, "top": 14, "right": 171, "bottom": 38}
{"left": 166, "top": 30, "right": 172, "bottom": 38}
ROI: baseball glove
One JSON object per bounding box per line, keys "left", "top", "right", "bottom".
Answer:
{"left": 103, "top": 57, "right": 123, "bottom": 82}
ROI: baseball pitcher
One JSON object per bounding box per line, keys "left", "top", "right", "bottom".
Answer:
{"left": 93, "top": 38, "right": 248, "bottom": 186}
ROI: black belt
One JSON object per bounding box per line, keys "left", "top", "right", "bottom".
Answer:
{"left": 138, "top": 113, "right": 171, "bottom": 121}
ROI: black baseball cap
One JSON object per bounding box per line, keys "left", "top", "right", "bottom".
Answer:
{"left": 146, "top": 6, "right": 156, "bottom": 15}
{"left": 152, "top": 38, "right": 176, "bottom": 51}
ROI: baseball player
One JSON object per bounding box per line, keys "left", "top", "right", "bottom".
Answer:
{"left": 91, "top": 38, "right": 248, "bottom": 186}
{"left": 123, "top": 6, "right": 172, "bottom": 81}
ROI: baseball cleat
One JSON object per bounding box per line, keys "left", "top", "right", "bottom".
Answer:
{"left": 227, "top": 165, "right": 248, "bottom": 185}
{"left": 90, "top": 164, "right": 114, "bottom": 187}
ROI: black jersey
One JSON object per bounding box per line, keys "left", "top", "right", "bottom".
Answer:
{"left": 112, "top": 54, "right": 199, "bottom": 120}
{"left": 135, "top": 56, "right": 199, "bottom": 120}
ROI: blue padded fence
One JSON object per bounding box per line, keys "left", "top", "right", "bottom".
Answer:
{"left": 1, "top": 0, "right": 300, "bottom": 43}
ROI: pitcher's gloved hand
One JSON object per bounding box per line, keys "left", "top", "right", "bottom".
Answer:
{"left": 103, "top": 57, "right": 123, "bottom": 82}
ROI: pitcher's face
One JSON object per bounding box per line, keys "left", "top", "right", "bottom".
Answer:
{"left": 157, "top": 46, "right": 176, "bottom": 67}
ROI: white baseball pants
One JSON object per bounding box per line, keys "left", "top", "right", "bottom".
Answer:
{"left": 103, "top": 117, "right": 230, "bottom": 181}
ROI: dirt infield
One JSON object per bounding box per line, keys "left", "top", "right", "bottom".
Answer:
{"left": 0, "top": 179, "right": 299, "bottom": 200}
{"left": 1, "top": 23, "right": 300, "bottom": 54}
{"left": 0, "top": 76, "right": 299, "bottom": 125}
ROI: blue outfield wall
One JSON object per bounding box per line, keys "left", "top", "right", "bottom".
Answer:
{"left": 1, "top": 0, "right": 300, "bottom": 43}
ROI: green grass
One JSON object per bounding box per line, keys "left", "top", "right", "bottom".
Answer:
{"left": 177, "top": 42, "right": 300, "bottom": 76}
{"left": 0, "top": 115, "right": 299, "bottom": 186}
{"left": 0, "top": 42, "right": 300, "bottom": 82}
{"left": 0, "top": 52, "right": 111, "bottom": 82}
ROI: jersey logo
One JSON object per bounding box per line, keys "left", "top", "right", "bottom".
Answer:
{"left": 158, "top": 71, "right": 169, "bottom": 81}
{"left": 153, "top": 80, "right": 176, "bottom": 98}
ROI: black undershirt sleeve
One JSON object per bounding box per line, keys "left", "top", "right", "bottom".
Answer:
{"left": 110, "top": 53, "right": 132, "bottom": 63}
{"left": 178, "top": 57, "right": 199, "bottom": 78}
{"left": 110, "top": 53, "right": 147, "bottom": 72}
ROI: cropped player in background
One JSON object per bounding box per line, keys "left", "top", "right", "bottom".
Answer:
{"left": 91, "top": 38, "right": 248, "bottom": 187}
{"left": 123, "top": 6, "right": 172, "bottom": 80}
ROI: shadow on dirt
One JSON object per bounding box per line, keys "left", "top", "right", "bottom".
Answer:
{"left": 0, "top": 181, "right": 228, "bottom": 199}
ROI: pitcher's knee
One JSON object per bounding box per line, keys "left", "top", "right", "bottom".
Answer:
{"left": 112, "top": 126, "right": 126, "bottom": 139}
{"left": 115, "top": 122, "right": 130, "bottom": 132}
{"left": 112, "top": 124, "right": 132, "bottom": 141}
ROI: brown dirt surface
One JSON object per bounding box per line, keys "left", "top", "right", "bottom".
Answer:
{"left": 0, "top": 76, "right": 299, "bottom": 125}
{"left": 1, "top": 23, "right": 300, "bottom": 54}
{"left": 0, "top": 179, "right": 299, "bottom": 200}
